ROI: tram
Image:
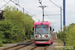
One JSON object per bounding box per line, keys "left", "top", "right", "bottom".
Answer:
{"left": 33, "top": 22, "right": 54, "bottom": 44}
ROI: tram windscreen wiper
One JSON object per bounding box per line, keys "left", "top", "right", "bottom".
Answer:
{"left": 36, "top": 31, "right": 42, "bottom": 36}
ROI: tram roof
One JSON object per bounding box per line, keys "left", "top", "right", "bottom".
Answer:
{"left": 34, "top": 22, "right": 50, "bottom": 26}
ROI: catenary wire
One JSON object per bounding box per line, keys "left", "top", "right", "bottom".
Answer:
{"left": 10, "top": 0, "right": 40, "bottom": 20}
{"left": 0, "top": 0, "right": 11, "bottom": 9}
{"left": 49, "top": 0, "right": 60, "bottom": 8}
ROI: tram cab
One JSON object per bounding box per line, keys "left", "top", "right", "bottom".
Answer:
{"left": 33, "top": 22, "right": 54, "bottom": 44}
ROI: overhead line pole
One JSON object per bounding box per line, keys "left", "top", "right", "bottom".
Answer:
{"left": 39, "top": 6, "right": 47, "bottom": 22}
{"left": 23, "top": 7, "right": 25, "bottom": 40}
{"left": 60, "top": 7, "right": 62, "bottom": 31}
{"left": 23, "top": 7, "right": 25, "bottom": 33}
{"left": 50, "top": 0, "right": 63, "bottom": 31}
{"left": 63, "top": 0, "right": 65, "bottom": 29}
{"left": 38, "top": 0, "right": 47, "bottom": 22}
{"left": 18, "top": 0, "right": 19, "bottom": 4}
{"left": 63, "top": 0, "right": 66, "bottom": 46}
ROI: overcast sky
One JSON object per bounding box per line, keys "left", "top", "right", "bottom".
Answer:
{"left": 0, "top": 0, "right": 75, "bottom": 32}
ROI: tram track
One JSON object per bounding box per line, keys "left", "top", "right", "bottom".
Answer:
{"left": 29, "top": 46, "right": 37, "bottom": 50}
{"left": 3, "top": 43, "right": 56, "bottom": 50}
{"left": 42, "top": 45, "right": 49, "bottom": 50}
{"left": 3, "top": 45, "right": 21, "bottom": 50}
{"left": 2, "top": 39, "right": 57, "bottom": 50}
{"left": 15, "top": 44, "right": 31, "bottom": 50}
{"left": 3, "top": 43, "right": 33, "bottom": 50}
{"left": 29, "top": 45, "right": 49, "bottom": 50}
{"left": 3, "top": 39, "right": 34, "bottom": 50}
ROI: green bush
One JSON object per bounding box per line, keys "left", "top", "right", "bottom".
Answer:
{"left": 2, "top": 39, "right": 16, "bottom": 44}
{"left": 0, "top": 6, "right": 34, "bottom": 44}
{"left": 0, "top": 41, "right": 3, "bottom": 47}
{"left": 58, "top": 23, "right": 75, "bottom": 50}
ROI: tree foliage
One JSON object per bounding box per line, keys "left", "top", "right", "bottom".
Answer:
{"left": 65, "top": 23, "right": 75, "bottom": 46}
{"left": 24, "top": 13, "right": 34, "bottom": 39}
{"left": 0, "top": 6, "right": 34, "bottom": 45}
{"left": 58, "top": 23, "right": 75, "bottom": 50}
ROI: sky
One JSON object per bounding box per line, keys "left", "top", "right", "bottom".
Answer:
{"left": 0, "top": 0, "right": 75, "bottom": 32}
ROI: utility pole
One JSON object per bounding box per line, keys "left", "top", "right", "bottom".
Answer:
{"left": 39, "top": 6, "right": 47, "bottom": 22}
{"left": 63, "top": 0, "right": 66, "bottom": 46}
{"left": 23, "top": 7, "right": 25, "bottom": 40}
{"left": 60, "top": 7, "right": 62, "bottom": 31}
{"left": 38, "top": 0, "right": 47, "bottom": 22}
{"left": 23, "top": 8, "right": 25, "bottom": 32}
{"left": 18, "top": 0, "right": 19, "bottom": 4}
{"left": 63, "top": 0, "right": 65, "bottom": 30}
{"left": 50, "top": 0, "right": 63, "bottom": 31}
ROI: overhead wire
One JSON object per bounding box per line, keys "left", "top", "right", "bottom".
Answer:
{"left": 0, "top": 0, "right": 40, "bottom": 21}
{"left": 44, "top": 0, "right": 61, "bottom": 16}
{"left": 49, "top": 0, "right": 63, "bottom": 10}
{"left": 44, "top": 10, "right": 51, "bottom": 22}
{"left": 49, "top": 0, "right": 60, "bottom": 8}
{"left": 0, "top": 0, "right": 11, "bottom": 9}
{"left": 45, "top": 10, "right": 56, "bottom": 27}
{"left": 3, "top": 0, "right": 12, "bottom": 7}
{"left": 10, "top": 0, "right": 40, "bottom": 21}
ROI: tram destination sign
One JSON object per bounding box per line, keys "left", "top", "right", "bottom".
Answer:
{"left": 35, "top": 25, "right": 48, "bottom": 28}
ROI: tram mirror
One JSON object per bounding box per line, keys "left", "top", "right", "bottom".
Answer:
{"left": 50, "top": 27, "right": 52, "bottom": 30}
{"left": 53, "top": 29, "right": 54, "bottom": 31}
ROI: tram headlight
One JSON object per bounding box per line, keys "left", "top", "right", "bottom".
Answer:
{"left": 35, "top": 35, "right": 39, "bottom": 39}
{"left": 44, "top": 35, "right": 48, "bottom": 39}
{"left": 44, "top": 35, "right": 48, "bottom": 37}
{"left": 35, "top": 35, "right": 39, "bottom": 37}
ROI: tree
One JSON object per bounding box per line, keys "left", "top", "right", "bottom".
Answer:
{"left": 0, "top": 6, "right": 34, "bottom": 44}
{"left": 58, "top": 23, "right": 75, "bottom": 50}
{"left": 24, "top": 13, "right": 34, "bottom": 39}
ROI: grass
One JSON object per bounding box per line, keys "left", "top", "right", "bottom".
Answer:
{"left": 58, "top": 48, "right": 62, "bottom": 50}
{"left": 0, "top": 45, "right": 6, "bottom": 47}
{"left": 2, "top": 45, "right": 6, "bottom": 47}
{"left": 57, "top": 38, "right": 63, "bottom": 46}
{"left": 27, "top": 39, "right": 30, "bottom": 41}
{"left": 56, "top": 38, "right": 64, "bottom": 50}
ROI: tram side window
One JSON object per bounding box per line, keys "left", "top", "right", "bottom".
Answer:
{"left": 50, "top": 27, "right": 52, "bottom": 34}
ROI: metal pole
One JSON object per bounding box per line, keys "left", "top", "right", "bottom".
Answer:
{"left": 50, "top": 0, "right": 63, "bottom": 31}
{"left": 18, "top": 0, "right": 19, "bottom": 5}
{"left": 39, "top": 6, "right": 46, "bottom": 22}
{"left": 63, "top": 0, "right": 66, "bottom": 46}
{"left": 42, "top": 7, "right": 44, "bottom": 22}
{"left": 23, "top": 8, "right": 25, "bottom": 19}
{"left": 60, "top": 7, "right": 62, "bottom": 31}
{"left": 23, "top": 7, "right": 25, "bottom": 40}
{"left": 41, "top": 0, "right": 44, "bottom": 21}
{"left": 63, "top": 0, "right": 65, "bottom": 27}
{"left": 39, "top": 0, "right": 46, "bottom": 22}
{"left": 60, "top": 7, "right": 62, "bottom": 40}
